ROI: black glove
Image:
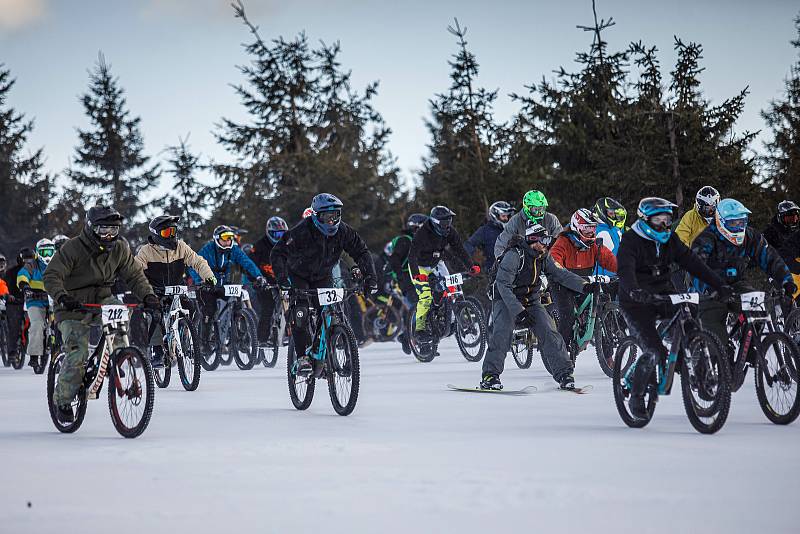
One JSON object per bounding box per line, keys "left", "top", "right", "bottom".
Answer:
{"left": 783, "top": 280, "right": 798, "bottom": 298}
{"left": 58, "top": 294, "right": 82, "bottom": 311}
{"left": 214, "top": 286, "right": 227, "bottom": 298}
{"left": 629, "top": 288, "right": 653, "bottom": 304}
{"left": 516, "top": 311, "right": 535, "bottom": 328}
{"left": 143, "top": 294, "right": 161, "bottom": 311}
{"left": 718, "top": 285, "right": 735, "bottom": 303}
{"left": 364, "top": 278, "right": 378, "bottom": 295}
{"left": 278, "top": 277, "right": 292, "bottom": 291}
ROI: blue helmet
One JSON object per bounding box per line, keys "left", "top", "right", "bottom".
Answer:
{"left": 715, "top": 198, "right": 751, "bottom": 246}
{"left": 266, "top": 216, "right": 289, "bottom": 244}
{"left": 635, "top": 197, "right": 677, "bottom": 244}
{"left": 311, "top": 193, "right": 343, "bottom": 236}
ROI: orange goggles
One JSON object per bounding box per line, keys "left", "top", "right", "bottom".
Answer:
{"left": 219, "top": 232, "right": 235, "bottom": 241}
{"left": 159, "top": 226, "right": 177, "bottom": 238}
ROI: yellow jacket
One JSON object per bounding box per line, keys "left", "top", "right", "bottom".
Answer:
{"left": 675, "top": 208, "right": 708, "bottom": 247}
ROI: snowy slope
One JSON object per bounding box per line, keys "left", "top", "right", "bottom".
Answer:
{"left": 0, "top": 340, "right": 797, "bottom": 534}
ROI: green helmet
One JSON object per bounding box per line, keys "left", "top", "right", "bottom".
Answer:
{"left": 522, "top": 190, "right": 548, "bottom": 222}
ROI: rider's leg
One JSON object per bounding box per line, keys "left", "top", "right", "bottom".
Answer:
{"left": 481, "top": 299, "right": 514, "bottom": 380}
{"left": 53, "top": 319, "right": 91, "bottom": 406}
{"left": 552, "top": 285, "right": 576, "bottom": 347}
{"left": 6, "top": 301, "right": 23, "bottom": 357}
{"left": 26, "top": 306, "right": 46, "bottom": 359}
{"left": 528, "top": 302, "right": 573, "bottom": 383}
{"left": 257, "top": 288, "right": 276, "bottom": 344}
{"left": 411, "top": 266, "right": 434, "bottom": 332}
{"left": 620, "top": 304, "right": 668, "bottom": 415}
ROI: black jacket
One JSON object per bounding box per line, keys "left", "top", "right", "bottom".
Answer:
{"left": 271, "top": 218, "right": 376, "bottom": 284}
{"left": 408, "top": 221, "right": 473, "bottom": 277}
{"left": 617, "top": 227, "right": 724, "bottom": 306}
{"left": 250, "top": 235, "right": 277, "bottom": 281}
{"left": 762, "top": 218, "right": 800, "bottom": 275}
{"left": 387, "top": 230, "right": 414, "bottom": 278}
{"left": 3, "top": 263, "right": 24, "bottom": 300}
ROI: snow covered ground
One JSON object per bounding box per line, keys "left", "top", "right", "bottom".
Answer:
{"left": 0, "top": 339, "right": 797, "bottom": 534}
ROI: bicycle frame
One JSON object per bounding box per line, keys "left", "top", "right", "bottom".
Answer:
{"left": 84, "top": 306, "right": 135, "bottom": 400}
{"left": 291, "top": 287, "right": 356, "bottom": 375}
{"left": 162, "top": 287, "right": 193, "bottom": 362}
{"left": 729, "top": 291, "right": 781, "bottom": 389}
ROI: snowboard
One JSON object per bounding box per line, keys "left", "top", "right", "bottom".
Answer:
{"left": 544, "top": 384, "right": 593, "bottom": 394}
{"left": 446, "top": 384, "right": 537, "bottom": 395}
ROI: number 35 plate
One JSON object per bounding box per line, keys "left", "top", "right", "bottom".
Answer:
{"left": 317, "top": 288, "right": 344, "bottom": 305}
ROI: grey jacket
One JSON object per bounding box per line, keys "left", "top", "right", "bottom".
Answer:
{"left": 495, "top": 248, "right": 585, "bottom": 317}
{"left": 494, "top": 211, "right": 563, "bottom": 258}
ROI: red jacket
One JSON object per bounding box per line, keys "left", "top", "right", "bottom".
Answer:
{"left": 0, "top": 278, "right": 8, "bottom": 296}
{"left": 550, "top": 233, "right": 617, "bottom": 277}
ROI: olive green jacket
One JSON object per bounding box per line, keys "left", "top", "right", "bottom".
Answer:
{"left": 43, "top": 227, "right": 154, "bottom": 322}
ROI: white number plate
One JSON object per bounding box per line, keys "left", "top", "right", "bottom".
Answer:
{"left": 587, "top": 275, "right": 611, "bottom": 284}
{"left": 446, "top": 273, "right": 463, "bottom": 286}
{"left": 224, "top": 285, "right": 243, "bottom": 297}
{"left": 741, "top": 291, "right": 766, "bottom": 311}
{"left": 188, "top": 290, "right": 197, "bottom": 299}
{"left": 669, "top": 293, "right": 699, "bottom": 305}
{"left": 101, "top": 305, "right": 129, "bottom": 325}
{"left": 164, "top": 285, "right": 188, "bottom": 296}
{"left": 316, "top": 288, "right": 345, "bottom": 305}
{"left": 242, "top": 289, "right": 250, "bottom": 302}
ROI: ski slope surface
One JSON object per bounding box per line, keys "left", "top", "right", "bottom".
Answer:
{"left": 0, "top": 340, "right": 797, "bottom": 534}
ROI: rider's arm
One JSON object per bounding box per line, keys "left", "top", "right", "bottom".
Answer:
{"left": 446, "top": 228, "right": 474, "bottom": 271}
{"left": 463, "top": 227, "right": 483, "bottom": 257}
{"left": 543, "top": 254, "right": 586, "bottom": 293}
{"left": 548, "top": 236, "right": 569, "bottom": 267}
{"left": 117, "top": 242, "right": 156, "bottom": 301}
{"left": 43, "top": 243, "right": 75, "bottom": 302}
{"left": 187, "top": 242, "right": 213, "bottom": 284}
{"left": 673, "top": 235, "right": 724, "bottom": 292}
{"left": 495, "top": 250, "right": 525, "bottom": 317}
{"left": 388, "top": 237, "right": 410, "bottom": 278}
{"left": 231, "top": 245, "right": 263, "bottom": 280}
{"left": 342, "top": 225, "right": 377, "bottom": 282}
{"left": 178, "top": 241, "right": 214, "bottom": 282}
{"left": 407, "top": 233, "right": 423, "bottom": 278}
{"left": 748, "top": 230, "right": 793, "bottom": 287}
{"left": 616, "top": 237, "right": 639, "bottom": 300}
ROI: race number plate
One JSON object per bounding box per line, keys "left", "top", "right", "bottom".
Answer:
{"left": 446, "top": 273, "right": 463, "bottom": 286}
{"left": 188, "top": 290, "right": 197, "bottom": 299}
{"left": 164, "top": 285, "right": 188, "bottom": 296}
{"left": 316, "top": 288, "right": 345, "bottom": 305}
{"left": 101, "top": 305, "right": 129, "bottom": 325}
{"left": 224, "top": 285, "right": 243, "bottom": 297}
{"left": 242, "top": 289, "right": 250, "bottom": 302}
{"left": 587, "top": 275, "right": 611, "bottom": 284}
{"left": 669, "top": 293, "right": 699, "bottom": 305}
{"left": 740, "top": 291, "right": 766, "bottom": 311}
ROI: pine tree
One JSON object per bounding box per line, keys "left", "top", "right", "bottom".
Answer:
{"left": 162, "top": 136, "right": 208, "bottom": 247}
{"left": 761, "top": 14, "right": 800, "bottom": 203}
{"left": 0, "top": 65, "right": 51, "bottom": 254}
{"left": 67, "top": 53, "right": 160, "bottom": 235}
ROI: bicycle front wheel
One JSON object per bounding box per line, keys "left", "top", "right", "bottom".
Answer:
{"left": 152, "top": 346, "right": 171, "bottom": 389}
{"left": 287, "top": 338, "right": 315, "bottom": 410}
{"left": 232, "top": 309, "right": 258, "bottom": 371}
{"left": 595, "top": 302, "right": 626, "bottom": 378}
{"left": 454, "top": 301, "right": 487, "bottom": 362}
{"left": 511, "top": 330, "right": 533, "bottom": 369}
{"left": 754, "top": 332, "right": 800, "bottom": 425}
{"left": 47, "top": 352, "right": 88, "bottom": 433}
{"left": 327, "top": 325, "right": 360, "bottom": 416}
{"left": 612, "top": 337, "right": 656, "bottom": 428}
{"left": 680, "top": 330, "right": 731, "bottom": 434}
{"left": 262, "top": 322, "right": 280, "bottom": 368}
{"left": 176, "top": 318, "right": 202, "bottom": 391}
{"left": 108, "top": 347, "right": 155, "bottom": 438}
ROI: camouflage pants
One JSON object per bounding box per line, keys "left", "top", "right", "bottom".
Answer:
{"left": 53, "top": 297, "right": 123, "bottom": 406}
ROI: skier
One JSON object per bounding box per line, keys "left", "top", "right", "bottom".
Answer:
{"left": 271, "top": 193, "right": 377, "bottom": 375}
{"left": 480, "top": 224, "right": 589, "bottom": 391}
{"left": 762, "top": 200, "right": 800, "bottom": 300}
{"left": 387, "top": 213, "right": 427, "bottom": 353}
{"left": 494, "top": 190, "right": 562, "bottom": 258}
{"left": 250, "top": 216, "right": 290, "bottom": 346}
{"left": 464, "top": 201, "right": 515, "bottom": 271}
{"left": 616, "top": 197, "right": 728, "bottom": 420}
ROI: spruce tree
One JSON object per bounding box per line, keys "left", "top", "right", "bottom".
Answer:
{"left": 163, "top": 136, "right": 208, "bottom": 247}
{"left": 67, "top": 53, "right": 159, "bottom": 234}
{"left": 762, "top": 14, "right": 800, "bottom": 203}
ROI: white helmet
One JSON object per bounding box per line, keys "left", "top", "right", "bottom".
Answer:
{"left": 695, "top": 186, "right": 720, "bottom": 222}
{"left": 570, "top": 208, "right": 599, "bottom": 243}
{"left": 35, "top": 238, "right": 56, "bottom": 265}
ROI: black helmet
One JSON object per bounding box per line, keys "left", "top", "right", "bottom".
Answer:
{"left": 405, "top": 213, "right": 428, "bottom": 232}
{"left": 430, "top": 205, "right": 455, "bottom": 237}
{"left": 777, "top": 200, "right": 800, "bottom": 230}
{"left": 53, "top": 234, "right": 69, "bottom": 251}
{"left": 593, "top": 197, "right": 627, "bottom": 229}
{"left": 266, "top": 216, "right": 289, "bottom": 244}
{"left": 86, "top": 205, "right": 123, "bottom": 245}
{"left": 488, "top": 201, "right": 515, "bottom": 227}
{"left": 311, "top": 193, "right": 344, "bottom": 236}
{"left": 148, "top": 215, "right": 180, "bottom": 250}
{"left": 19, "top": 247, "right": 36, "bottom": 262}
{"left": 213, "top": 225, "right": 236, "bottom": 249}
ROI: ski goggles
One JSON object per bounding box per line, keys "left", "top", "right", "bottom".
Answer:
{"left": 37, "top": 247, "right": 55, "bottom": 258}
{"left": 781, "top": 212, "right": 799, "bottom": 226}
{"left": 269, "top": 230, "right": 286, "bottom": 240}
{"left": 647, "top": 213, "right": 673, "bottom": 228}
{"left": 431, "top": 216, "right": 453, "bottom": 229}
{"left": 316, "top": 210, "right": 342, "bottom": 225}
{"left": 722, "top": 217, "right": 747, "bottom": 233}
{"left": 159, "top": 226, "right": 177, "bottom": 238}
{"left": 606, "top": 207, "right": 627, "bottom": 222}
{"left": 526, "top": 233, "right": 553, "bottom": 247}
{"left": 94, "top": 225, "right": 120, "bottom": 238}
{"left": 528, "top": 206, "right": 546, "bottom": 219}
{"left": 218, "top": 231, "right": 236, "bottom": 241}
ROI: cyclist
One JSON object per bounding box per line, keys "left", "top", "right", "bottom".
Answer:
{"left": 388, "top": 213, "right": 427, "bottom": 353}
{"left": 16, "top": 241, "right": 55, "bottom": 369}
{"left": 494, "top": 190, "right": 563, "bottom": 258}
{"left": 593, "top": 197, "right": 627, "bottom": 276}
{"left": 465, "top": 201, "right": 515, "bottom": 271}
{"left": 762, "top": 200, "right": 800, "bottom": 299}
{"left": 53, "top": 235, "right": 70, "bottom": 252}
{"left": 616, "top": 197, "right": 728, "bottom": 420}
{"left": 675, "top": 186, "right": 720, "bottom": 247}
{"left": 135, "top": 215, "right": 216, "bottom": 367}
{"left": 0, "top": 252, "right": 8, "bottom": 298}
{"left": 271, "top": 193, "right": 377, "bottom": 375}
{"left": 3, "top": 249, "right": 26, "bottom": 363}
{"left": 549, "top": 209, "right": 618, "bottom": 351}
{"left": 408, "top": 205, "right": 479, "bottom": 344}
{"left": 43, "top": 205, "right": 159, "bottom": 424}
{"left": 481, "top": 224, "right": 589, "bottom": 390}
{"left": 691, "top": 199, "right": 794, "bottom": 347}
{"left": 250, "top": 216, "right": 289, "bottom": 346}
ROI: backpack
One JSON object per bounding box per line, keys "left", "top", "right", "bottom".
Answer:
{"left": 486, "top": 243, "right": 526, "bottom": 300}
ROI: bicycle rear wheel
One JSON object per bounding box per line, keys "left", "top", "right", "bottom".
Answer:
{"left": 152, "top": 346, "right": 171, "bottom": 388}
{"left": 612, "top": 337, "right": 656, "bottom": 428}
{"left": 409, "top": 308, "right": 435, "bottom": 363}
{"left": 176, "top": 318, "right": 202, "bottom": 391}
{"left": 262, "top": 323, "right": 280, "bottom": 368}
{"left": 47, "top": 352, "right": 88, "bottom": 433}
{"left": 1, "top": 319, "right": 9, "bottom": 367}
{"left": 680, "top": 330, "right": 731, "bottom": 434}
{"left": 108, "top": 347, "right": 155, "bottom": 438}
{"left": 327, "top": 325, "right": 360, "bottom": 416}
{"left": 232, "top": 309, "right": 258, "bottom": 370}
{"left": 287, "top": 338, "right": 315, "bottom": 410}
{"left": 454, "top": 301, "right": 486, "bottom": 362}
{"left": 595, "top": 302, "right": 626, "bottom": 378}
{"left": 511, "top": 330, "right": 533, "bottom": 369}
{"left": 754, "top": 332, "right": 800, "bottom": 425}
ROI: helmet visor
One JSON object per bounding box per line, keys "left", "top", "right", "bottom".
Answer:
{"left": 317, "top": 210, "right": 342, "bottom": 226}
{"left": 723, "top": 217, "right": 747, "bottom": 234}
{"left": 159, "top": 226, "right": 177, "bottom": 239}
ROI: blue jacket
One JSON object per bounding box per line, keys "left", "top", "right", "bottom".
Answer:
{"left": 595, "top": 222, "right": 623, "bottom": 276}
{"left": 17, "top": 259, "right": 49, "bottom": 308}
{"left": 464, "top": 220, "right": 504, "bottom": 270}
{"left": 189, "top": 242, "right": 262, "bottom": 285}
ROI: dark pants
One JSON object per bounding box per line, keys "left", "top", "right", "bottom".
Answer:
{"left": 256, "top": 287, "right": 277, "bottom": 343}
{"left": 289, "top": 275, "right": 332, "bottom": 360}
{"left": 553, "top": 285, "right": 580, "bottom": 348}
{"left": 620, "top": 302, "right": 675, "bottom": 396}
{"left": 699, "top": 281, "right": 753, "bottom": 347}
{"left": 6, "top": 302, "right": 23, "bottom": 355}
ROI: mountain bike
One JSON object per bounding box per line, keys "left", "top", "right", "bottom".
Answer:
{"left": 198, "top": 284, "right": 258, "bottom": 371}
{"left": 151, "top": 285, "right": 202, "bottom": 391}
{"left": 360, "top": 283, "right": 406, "bottom": 343}
{"left": 613, "top": 293, "right": 731, "bottom": 434}
{"left": 565, "top": 275, "right": 626, "bottom": 377}
{"left": 728, "top": 289, "right": 800, "bottom": 424}
{"left": 409, "top": 272, "right": 486, "bottom": 363}
{"left": 257, "top": 285, "right": 289, "bottom": 368}
{"left": 287, "top": 285, "right": 361, "bottom": 416}
{"left": 46, "top": 303, "right": 156, "bottom": 438}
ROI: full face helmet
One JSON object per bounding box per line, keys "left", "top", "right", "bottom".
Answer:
{"left": 35, "top": 238, "right": 56, "bottom": 265}
{"left": 715, "top": 198, "right": 751, "bottom": 246}
{"left": 636, "top": 197, "right": 678, "bottom": 244}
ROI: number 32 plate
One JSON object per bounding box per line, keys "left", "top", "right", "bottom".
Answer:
{"left": 316, "top": 288, "right": 344, "bottom": 305}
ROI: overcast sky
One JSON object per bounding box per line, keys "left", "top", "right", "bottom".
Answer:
{"left": 1, "top": 0, "right": 798, "bottom": 197}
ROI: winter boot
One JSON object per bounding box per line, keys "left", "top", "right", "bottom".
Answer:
{"left": 398, "top": 333, "right": 412, "bottom": 355}
{"left": 56, "top": 404, "right": 74, "bottom": 424}
{"left": 629, "top": 352, "right": 656, "bottom": 421}
{"left": 295, "top": 355, "right": 313, "bottom": 376}
{"left": 28, "top": 355, "right": 39, "bottom": 369}
{"left": 559, "top": 374, "right": 576, "bottom": 390}
{"left": 480, "top": 374, "right": 503, "bottom": 391}
{"left": 151, "top": 346, "right": 165, "bottom": 369}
